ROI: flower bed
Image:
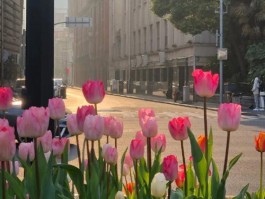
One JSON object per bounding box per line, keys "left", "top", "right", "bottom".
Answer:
{"left": 0, "top": 72, "right": 264, "bottom": 199}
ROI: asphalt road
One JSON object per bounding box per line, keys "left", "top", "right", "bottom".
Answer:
{"left": 65, "top": 87, "right": 265, "bottom": 196}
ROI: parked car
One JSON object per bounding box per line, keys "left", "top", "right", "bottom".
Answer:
{"left": 54, "top": 78, "right": 67, "bottom": 99}
{"left": 13, "top": 78, "right": 26, "bottom": 99}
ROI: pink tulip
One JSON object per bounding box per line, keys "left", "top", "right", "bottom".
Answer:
{"left": 130, "top": 138, "right": 145, "bottom": 160}
{"left": 138, "top": 108, "right": 155, "bottom": 128}
{"left": 67, "top": 114, "right": 81, "bottom": 135}
{"left": 0, "top": 118, "right": 9, "bottom": 126}
{"left": 0, "top": 87, "right": 13, "bottom": 111}
{"left": 135, "top": 130, "right": 146, "bottom": 145}
{"left": 37, "top": 130, "right": 52, "bottom": 153}
{"left": 83, "top": 115, "right": 104, "bottom": 141}
{"left": 102, "top": 143, "right": 112, "bottom": 157}
{"left": 122, "top": 163, "right": 130, "bottom": 176}
{"left": 192, "top": 69, "right": 219, "bottom": 98}
{"left": 124, "top": 154, "right": 133, "bottom": 168}
{"left": 141, "top": 116, "right": 158, "bottom": 138}
{"left": 162, "top": 155, "right": 178, "bottom": 181}
{"left": 82, "top": 80, "right": 105, "bottom": 104}
{"left": 168, "top": 117, "right": 191, "bottom": 141}
{"left": 48, "top": 97, "right": 65, "bottom": 120}
{"left": 10, "top": 161, "right": 20, "bottom": 176}
{"left": 17, "top": 106, "right": 50, "bottom": 138}
{"left": 52, "top": 137, "right": 69, "bottom": 156}
{"left": 104, "top": 146, "right": 118, "bottom": 165}
{"left": 0, "top": 126, "right": 16, "bottom": 161}
{"left": 151, "top": 133, "right": 166, "bottom": 153}
{"left": 18, "top": 142, "right": 35, "bottom": 162}
{"left": 83, "top": 159, "right": 89, "bottom": 170}
{"left": 218, "top": 103, "right": 241, "bottom": 132}
{"left": 76, "top": 105, "right": 96, "bottom": 131}
{"left": 104, "top": 116, "right": 123, "bottom": 139}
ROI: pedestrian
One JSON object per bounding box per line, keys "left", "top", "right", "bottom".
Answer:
{"left": 252, "top": 76, "right": 260, "bottom": 111}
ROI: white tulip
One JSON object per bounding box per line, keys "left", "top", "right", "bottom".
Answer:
{"left": 151, "top": 172, "right": 168, "bottom": 198}
{"left": 115, "top": 191, "right": 125, "bottom": 199}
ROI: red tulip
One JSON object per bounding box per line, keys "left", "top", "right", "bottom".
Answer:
{"left": 0, "top": 126, "right": 16, "bottom": 161}
{"left": 218, "top": 103, "right": 241, "bottom": 132}
{"left": 255, "top": 131, "right": 265, "bottom": 152}
{"left": 192, "top": 69, "right": 219, "bottom": 98}
{"left": 135, "top": 130, "right": 146, "bottom": 145}
{"left": 17, "top": 106, "right": 50, "bottom": 138}
{"left": 141, "top": 116, "right": 158, "bottom": 138}
{"left": 168, "top": 117, "right": 191, "bottom": 141}
{"left": 104, "top": 116, "right": 123, "bottom": 139}
{"left": 83, "top": 115, "right": 104, "bottom": 141}
{"left": 162, "top": 155, "right": 178, "bottom": 181}
{"left": 67, "top": 114, "right": 81, "bottom": 135}
{"left": 0, "top": 87, "right": 13, "bottom": 111}
{"left": 175, "top": 164, "right": 185, "bottom": 188}
{"left": 103, "top": 145, "right": 118, "bottom": 165}
{"left": 37, "top": 130, "right": 52, "bottom": 153}
{"left": 76, "top": 105, "right": 96, "bottom": 131}
{"left": 125, "top": 182, "right": 135, "bottom": 194}
{"left": 52, "top": 137, "right": 69, "bottom": 156}
{"left": 130, "top": 138, "right": 145, "bottom": 160}
{"left": 18, "top": 142, "right": 35, "bottom": 161}
{"left": 82, "top": 80, "right": 105, "bottom": 104}
{"left": 48, "top": 97, "right": 65, "bottom": 120}
{"left": 197, "top": 135, "right": 206, "bottom": 153}
{"left": 151, "top": 133, "right": 166, "bottom": 153}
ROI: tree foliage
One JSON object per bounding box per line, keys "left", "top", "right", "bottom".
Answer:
{"left": 150, "top": 0, "right": 265, "bottom": 82}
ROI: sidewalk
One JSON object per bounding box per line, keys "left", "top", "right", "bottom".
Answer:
{"left": 107, "top": 91, "right": 265, "bottom": 116}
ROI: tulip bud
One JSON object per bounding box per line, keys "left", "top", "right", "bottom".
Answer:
{"left": 82, "top": 80, "right": 105, "bottom": 104}
{"left": 141, "top": 116, "right": 158, "bottom": 138}
{"left": 0, "top": 126, "right": 16, "bottom": 161}
{"left": 67, "top": 114, "right": 81, "bottom": 135}
{"left": 135, "top": 130, "right": 146, "bottom": 145}
{"left": 83, "top": 115, "right": 104, "bottom": 141}
{"left": 18, "top": 142, "right": 35, "bottom": 162}
{"left": 255, "top": 131, "right": 265, "bottom": 152}
{"left": 130, "top": 138, "right": 145, "bottom": 160}
{"left": 151, "top": 133, "right": 166, "bottom": 153}
{"left": 76, "top": 105, "right": 96, "bottom": 132}
{"left": 48, "top": 97, "right": 65, "bottom": 120}
{"left": 168, "top": 117, "right": 191, "bottom": 141}
{"left": 37, "top": 130, "right": 52, "bottom": 153}
{"left": 151, "top": 173, "right": 168, "bottom": 198}
{"left": 104, "top": 146, "right": 118, "bottom": 165}
{"left": 162, "top": 155, "right": 178, "bottom": 181}
{"left": 218, "top": 103, "right": 241, "bottom": 132}
{"left": 52, "top": 137, "right": 69, "bottom": 156}
{"left": 0, "top": 87, "right": 13, "bottom": 111}
{"left": 115, "top": 191, "right": 125, "bottom": 199}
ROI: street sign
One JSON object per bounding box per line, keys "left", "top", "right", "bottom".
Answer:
{"left": 217, "top": 48, "right": 227, "bottom": 60}
{"left": 65, "top": 17, "right": 93, "bottom": 28}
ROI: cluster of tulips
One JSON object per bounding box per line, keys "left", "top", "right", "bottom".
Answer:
{"left": 0, "top": 69, "right": 264, "bottom": 199}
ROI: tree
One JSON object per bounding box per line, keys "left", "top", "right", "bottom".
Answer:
{"left": 150, "top": 0, "right": 265, "bottom": 82}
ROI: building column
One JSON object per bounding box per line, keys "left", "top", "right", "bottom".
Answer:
{"left": 24, "top": 0, "right": 54, "bottom": 108}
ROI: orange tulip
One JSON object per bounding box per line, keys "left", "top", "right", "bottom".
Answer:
{"left": 255, "top": 131, "right": 265, "bottom": 152}
{"left": 197, "top": 135, "right": 206, "bottom": 153}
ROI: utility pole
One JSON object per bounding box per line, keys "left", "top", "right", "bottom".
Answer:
{"left": 219, "top": 0, "right": 224, "bottom": 104}
{"left": 1, "top": 0, "right": 4, "bottom": 85}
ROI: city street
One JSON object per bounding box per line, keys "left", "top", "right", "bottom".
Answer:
{"left": 65, "top": 87, "right": 265, "bottom": 196}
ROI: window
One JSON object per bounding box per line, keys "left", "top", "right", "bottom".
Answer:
{"left": 144, "top": 27, "right": 147, "bottom": 53}
{"left": 156, "top": 22, "right": 160, "bottom": 50}
{"left": 150, "top": 24, "right": 153, "bottom": 52}
{"left": 138, "top": 29, "right": 141, "bottom": 54}
{"left": 133, "top": 31, "right": 136, "bottom": 55}
{"left": 164, "top": 20, "right": 168, "bottom": 49}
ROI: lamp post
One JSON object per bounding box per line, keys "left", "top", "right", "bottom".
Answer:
{"left": 219, "top": 0, "right": 225, "bottom": 104}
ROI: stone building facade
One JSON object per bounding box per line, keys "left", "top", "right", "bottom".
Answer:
{"left": 0, "top": 0, "right": 24, "bottom": 82}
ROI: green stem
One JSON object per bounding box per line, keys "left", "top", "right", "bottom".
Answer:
{"left": 86, "top": 139, "right": 90, "bottom": 175}
{"left": 94, "top": 103, "right": 98, "bottom": 115}
{"left": 259, "top": 152, "right": 263, "bottom": 199}
{"left": 147, "top": 137, "right": 152, "bottom": 198}
{"left": 76, "top": 135, "right": 81, "bottom": 168}
{"left": 134, "top": 160, "right": 139, "bottom": 199}
{"left": 203, "top": 97, "right": 208, "bottom": 197}
{"left": 107, "top": 164, "right": 110, "bottom": 199}
{"left": 91, "top": 141, "right": 95, "bottom": 163}
{"left": 168, "top": 181, "right": 172, "bottom": 199}
{"left": 181, "top": 140, "right": 187, "bottom": 195}
{"left": 1, "top": 161, "right": 6, "bottom": 199}
{"left": 34, "top": 138, "right": 40, "bottom": 198}
{"left": 223, "top": 131, "right": 231, "bottom": 176}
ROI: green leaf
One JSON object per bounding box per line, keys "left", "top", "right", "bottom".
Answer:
{"left": 5, "top": 172, "right": 25, "bottom": 199}
{"left": 188, "top": 128, "right": 207, "bottom": 196}
{"left": 208, "top": 128, "right": 213, "bottom": 168}
{"left": 186, "top": 161, "right": 195, "bottom": 196}
{"left": 228, "top": 153, "right": 242, "bottom": 171}
{"left": 232, "top": 184, "right": 249, "bottom": 199}
{"left": 211, "top": 160, "right": 220, "bottom": 199}
{"left": 151, "top": 148, "right": 162, "bottom": 181}
{"left": 119, "top": 148, "right": 128, "bottom": 190}
{"left": 54, "top": 164, "right": 85, "bottom": 198}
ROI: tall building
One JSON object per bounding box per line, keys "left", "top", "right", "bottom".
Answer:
{"left": 0, "top": 0, "right": 24, "bottom": 83}
{"left": 109, "top": 0, "right": 217, "bottom": 101}
{"left": 68, "top": 0, "right": 109, "bottom": 87}
{"left": 54, "top": 3, "right": 73, "bottom": 85}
